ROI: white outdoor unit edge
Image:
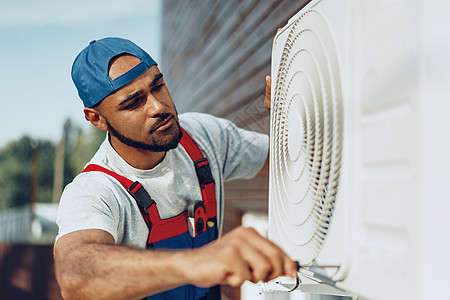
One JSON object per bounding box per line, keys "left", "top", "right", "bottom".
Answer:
{"left": 268, "top": 0, "right": 450, "bottom": 299}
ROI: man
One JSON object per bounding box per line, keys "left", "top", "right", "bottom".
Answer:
{"left": 54, "top": 37, "right": 295, "bottom": 300}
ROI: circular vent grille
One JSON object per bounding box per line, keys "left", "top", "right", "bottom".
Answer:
{"left": 270, "top": 10, "right": 344, "bottom": 265}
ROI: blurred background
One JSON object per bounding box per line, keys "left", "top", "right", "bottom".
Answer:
{"left": 0, "top": 0, "right": 161, "bottom": 298}
{"left": 0, "top": 0, "right": 308, "bottom": 299}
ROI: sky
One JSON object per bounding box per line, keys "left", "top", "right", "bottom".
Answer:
{"left": 0, "top": 0, "right": 162, "bottom": 147}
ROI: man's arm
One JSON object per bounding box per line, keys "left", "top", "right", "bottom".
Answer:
{"left": 54, "top": 226, "right": 296, "bottom": 300}
{"left": 54, "top": 229, "right": 186, "bottom": 300}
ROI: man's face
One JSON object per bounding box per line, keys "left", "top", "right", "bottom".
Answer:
{"left": 95, "top": 55, "right": 181, "bottom": 152}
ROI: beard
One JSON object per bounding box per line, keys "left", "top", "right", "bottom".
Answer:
{"left": 104, "top": 114, "right": 182, "bottom": 152}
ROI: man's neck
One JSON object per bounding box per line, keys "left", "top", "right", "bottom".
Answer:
{"left": 109, "top": 135, "right": 166, "bottom": 170}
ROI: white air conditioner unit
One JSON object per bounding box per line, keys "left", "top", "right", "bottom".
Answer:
{"left": 268, "top": 0, "right": 450, "bottom": 299}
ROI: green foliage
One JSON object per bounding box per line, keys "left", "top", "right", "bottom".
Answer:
{"left": 69, "top": 126, "right": 106, "bottom": 175}
{"left": 37, "top": 139, "right": 57, "bottom": 204}
{"left": 0, "top": 136, "right": 55, "bottom": 210}
{"left": 0, "top": 121, "right": 105, "bottom": 211}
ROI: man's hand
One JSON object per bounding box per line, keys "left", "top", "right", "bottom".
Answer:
{"left": 264, "top": 28, "right": 282, "bottom": 110}
{"left": 264, "top": 75, "right": 272, "bottom": 110}
{"left": 180, "top": 226, "right": 297, "bottom": 288}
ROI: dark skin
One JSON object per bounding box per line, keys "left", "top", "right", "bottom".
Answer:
{"left": 54, "top": 55, "right": 292, "bottom": 300}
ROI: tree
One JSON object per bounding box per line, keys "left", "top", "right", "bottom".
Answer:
{"left": 68, "top": 125, "right": 106, "bottom": 175}
{"left": 0, "top": 121, "right": 105, "bottom": 211}
{"left": 0, "top": 136, "right": 55, "bottom": 210}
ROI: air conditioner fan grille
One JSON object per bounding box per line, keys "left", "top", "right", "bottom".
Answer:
{"left": 270, "top": 9, "right": 344, "bottom": 265}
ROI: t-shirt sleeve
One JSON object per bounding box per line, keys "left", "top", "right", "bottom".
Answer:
{"left": 181, "top": 113, "right": 269, "bottom": 182}
{"left": 55, "top": 173, "right": 120, "bottom": 243}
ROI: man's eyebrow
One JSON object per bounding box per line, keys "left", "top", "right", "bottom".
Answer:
{"left": 150, "top": 73, "right": 164, "bottom": 89}
{"left": 118, "top": 73, "right": 164, "bottom": 106}
{"left": 119, "top": 91, "right": 143, "bottom": 106}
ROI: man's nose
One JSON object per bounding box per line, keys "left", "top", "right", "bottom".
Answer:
{"left": 145, "top": 95, "right": 165, "bottom": 117}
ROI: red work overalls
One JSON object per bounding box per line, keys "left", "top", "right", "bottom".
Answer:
{"left": 83, "top": 128, "right": 220, "bottom": 299}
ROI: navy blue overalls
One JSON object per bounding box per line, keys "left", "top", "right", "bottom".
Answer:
{"left": 83, "top": 127, "right": 221, "bottom": 299}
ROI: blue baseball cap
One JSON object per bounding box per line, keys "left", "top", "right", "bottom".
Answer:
{"left": 71, "top": 37, "right": 157, "bottom": 108}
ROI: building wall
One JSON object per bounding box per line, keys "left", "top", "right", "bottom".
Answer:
{"left": 161, "top": 1, "right": 311, "bottom": 298}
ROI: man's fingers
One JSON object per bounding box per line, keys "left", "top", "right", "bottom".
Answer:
{"left": 284, "top": 255, "right": 298, "bottom": 279}
{"left": 221, "top": 241, "right": 253, "bottom": 286}
{"left": 191, "top": 226, "right": 296, "bottom": 288}
{"left": 223, "top": 227, "right": 272, "bottom": 282}
{"left": 230, "top": 227, "right": 295, "bottom": 282}
{"left": 244, "top": 227, "right": 294, "bottom": 281}
{"left": 264, "top": 75, "right": 272, "bottom": 109}
{"left": 272, "top": 27, "right": 282, "bottom": 46}
{"left": 226, "top": 273, "right": 248, "bottom": 288}
{"left": 237, "top": 238, "right": 274, "bottom": 283}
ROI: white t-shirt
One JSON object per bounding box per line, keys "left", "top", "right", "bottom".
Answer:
{"left": 56, "top": 112, "right": 268, "bottom": 249}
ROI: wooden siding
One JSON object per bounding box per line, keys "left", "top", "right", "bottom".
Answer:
{"left": 161, "top": 1, "right": 311, "bottom": 298}
{"left": 162, "top": 0, "right": 311, "bottom": 215}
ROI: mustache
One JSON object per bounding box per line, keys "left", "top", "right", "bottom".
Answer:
{"left": 149, "top": 113, "right": 175, "bottom": 133}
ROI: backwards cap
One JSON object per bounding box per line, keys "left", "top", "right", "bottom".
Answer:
{"left": 71, "top": 37, "right": 157, "bottom": 108}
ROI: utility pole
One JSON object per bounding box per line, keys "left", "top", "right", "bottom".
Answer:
{"left": 30, "top": 139, "right": 39, "bottom": 208}
{"left": 52, "top": 120, "right": 71, "bottom": 203}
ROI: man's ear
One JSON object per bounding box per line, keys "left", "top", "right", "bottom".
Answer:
{"left": 83, "top": 108, "right": 108, "bottom": 131}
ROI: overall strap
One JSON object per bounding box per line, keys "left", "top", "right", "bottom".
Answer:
{"left": 179, "top": 127, "right": 216, "bottom": 212}
{"left": 82, "top": 164, "right": 159, "bottom": 229}
{"left": 82, "top": 127, "right": 217, "bottom": 244}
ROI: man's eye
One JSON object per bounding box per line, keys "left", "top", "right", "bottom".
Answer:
{"left": 123, "top": 98, "right": 145, "bottom": 110}
{"left": 152, "top": 83, "right": 165, "bottom": 92}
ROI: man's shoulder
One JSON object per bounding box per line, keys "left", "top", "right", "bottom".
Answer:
{"left": 179, "top": 112, "right": 231, "bottom": 135}
{"left": 179, "top": 112, "right": 217, "bottom": 125}
{"left": 64, "top": 170, "right": 121, "bottom": 197}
